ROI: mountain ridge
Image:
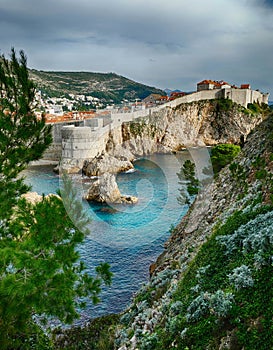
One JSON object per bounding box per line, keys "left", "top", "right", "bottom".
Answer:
{"left": 29, "top": 69, "right": 165, "bottom": 105}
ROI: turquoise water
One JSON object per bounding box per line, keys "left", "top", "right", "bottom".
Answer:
{"left": 23, "top": 153, "right": 189, "bottom": 323}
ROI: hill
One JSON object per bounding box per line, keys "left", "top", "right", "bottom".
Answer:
{"left": 29, "top": 70, "right": 165, "bottom": 105}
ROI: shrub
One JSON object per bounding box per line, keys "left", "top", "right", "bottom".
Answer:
{"left": 186, "top": 290, "right": 234, "bottom": 322}
{"left": 217, "top": 209, "right": 273, "bottom": 268}
{"left": 228, "top": 265, "right": 254, "bottom": 290}
{"left": 216, "top": 98, "right": 234, "bottom": 112}
{"left": 211, "top": 144, "right": 241, "bottom": 173}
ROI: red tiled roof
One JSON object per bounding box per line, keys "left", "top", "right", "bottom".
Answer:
{"left": 44, "top": 111, "right": 96, "bottom": 124}
{"left": 197, "top": 80, "right": 231, "bottom": 87}
{"left": 197, "top": 79, "right": 215, "bottom": 85}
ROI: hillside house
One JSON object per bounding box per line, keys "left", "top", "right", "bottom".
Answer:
{"left": 143, "top": 93, "right": 168, "bottom": 106}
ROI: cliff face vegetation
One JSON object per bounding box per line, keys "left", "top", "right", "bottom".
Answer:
{"left": 113, "top": 110, "right": 273, "bottom": 349}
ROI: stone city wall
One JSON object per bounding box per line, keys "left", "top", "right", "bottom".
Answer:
{"left": 61, "top": 123, "right": 112, "bottom": 167}
{"left": 42, "top": 87, "right": 269, "bottom": 163}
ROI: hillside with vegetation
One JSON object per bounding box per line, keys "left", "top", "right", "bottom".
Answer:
{"left": 110, "top": 108, "right": 273, "bottom": 350}
{"left": 29, "top": 69, "right": 164, "bottom": 104}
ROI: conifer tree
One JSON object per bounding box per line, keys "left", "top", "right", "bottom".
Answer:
{"left": 177, "top": 159, "right": 199, "bottom": 205}
{"left": 0, "top": 49, "right": 112, "bottom": 349}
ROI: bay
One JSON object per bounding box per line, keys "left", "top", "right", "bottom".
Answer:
{"left": 23, "top": 153, "right": 191, "bottom": 324}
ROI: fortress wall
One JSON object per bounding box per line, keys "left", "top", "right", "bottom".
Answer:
{"left": 166, "top": 88, "right": 268, "bottom": 108}
{"left": 223, "top": 89, "right": 248, "bottom": 107}
{"left": 42, "top": 123, "right": 65, "bottom": 160}
{"left": 165, "top": 90, "right": 223, "bottom": 108}
{"left": 43, "top": 87, "right": 269, "bottom": 164}
{"left": 223, "top": 88, "right": 269, "bottom": 107}
{"left": 62, "top": 126, "right": 93, "bottom": 160}
{"left": 251, "top": 90, "right": 269, "bottom": 104}
{"left": 111, "top": 110, "right": 150, "bottom": 126}
{"left": 42, "top": 143, "right": 62, "bottom": 161}
{"left": 61, "top": 124, "right": 111, "bottom": 163}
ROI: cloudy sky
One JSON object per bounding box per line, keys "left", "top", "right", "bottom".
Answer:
{"left": 1, "top": 0, "right": 273, "bottom": 94}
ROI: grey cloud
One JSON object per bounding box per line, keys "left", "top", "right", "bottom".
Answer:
{"left": 0, "top": 0, "right": 272, "bottom": 94}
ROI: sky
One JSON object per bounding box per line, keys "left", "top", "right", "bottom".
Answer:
{"left": 0, "top": 0, "right": 273, "bottom": 95}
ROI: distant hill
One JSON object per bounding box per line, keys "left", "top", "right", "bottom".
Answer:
{"left": 29, "top": 70, "right": 165, "bottom": 105}
{"left": 164, "top": 88, "right": 182, "bottom": 96}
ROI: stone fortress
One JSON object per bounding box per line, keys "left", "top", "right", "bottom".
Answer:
{"left": 43, "top": 80, "right": 269, "bottom": 169}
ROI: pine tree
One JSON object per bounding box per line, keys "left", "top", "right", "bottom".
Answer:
{"left": 177, "top": 159, "right": 199, "bottom": 205}
{"left": 0, "top": 49, "right": 112, "bottom": 349}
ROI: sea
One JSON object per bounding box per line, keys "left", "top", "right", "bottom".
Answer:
{"left": 22, "top": 151, "right": 204, "bottom": 325}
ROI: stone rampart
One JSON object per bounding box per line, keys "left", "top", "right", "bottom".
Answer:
{"left": 61, "top": 123, "right": 112, "bottom": 168}
{"left": 42, "top": 87, "right": 269, "bottom": 165}
{"left": 167, "top": 88, "right": 269, "bottom": 108}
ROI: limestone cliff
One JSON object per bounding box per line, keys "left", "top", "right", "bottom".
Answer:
{"left": 83, "top": 99, "right": 264, "bottom": 175}
{"left": 114, "top": 99, "right": 263, "bottom": 155}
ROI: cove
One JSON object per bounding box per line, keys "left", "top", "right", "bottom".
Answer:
{"left": 23, "top": 153, "right": 190, "bottom": 324}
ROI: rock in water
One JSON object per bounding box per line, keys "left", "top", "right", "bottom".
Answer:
{"left": 85, "top": 173, "right": 138, "bottom": 204}
{"left": 83, "top": 154, "right": 134, "bottom": 176}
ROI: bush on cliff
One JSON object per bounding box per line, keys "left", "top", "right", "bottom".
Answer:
{"left": 156, "top": 205, "right": 273, "bottom": 349}
{"left": 211, "top": 143, "right": 241, "bottom": 174}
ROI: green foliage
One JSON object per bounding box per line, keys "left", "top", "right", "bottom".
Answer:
{"left": 229, "top": 162, "right": 248, "bottom": 198}
{"left": 215, "top": 98, "right": 234, "bottom": 112}
{"left": 249, "top": 155, "right": 273, "bottom": 202}
{"left": 128, "top": 120, "right": 157, "bottom": 139}
{"left": 129, "top": 120, "right": 146, "bottom": 136}
{"left": 211, "top": 144, "right": 241, "bottom": 174}
{"left": 155, "top": 205, "right": 273, "bottom": 349}
{"left": 0, "top": 49, "right": 112, "bottom": 349}
{"left": 139, "top": 333, "right": 159, "bottom": 350}
{"left": 247, "top": 103, "right": 260, "bottom": 114}
{"left": 0, "top": 49, "right": 52, "bottom": 220}
{"left": 177, "top": 159, "right": 199, "bottom": 205}
{"left": 244, "top": 102, "right": 272, "bottom": 117}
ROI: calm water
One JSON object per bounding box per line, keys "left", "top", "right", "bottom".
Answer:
{"left": 23, "top": 153, "right": 191, "bottom": 323}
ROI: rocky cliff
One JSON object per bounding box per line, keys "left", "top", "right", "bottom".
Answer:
{"left": 114, "top": 108, "right": 273, "bottom": 349}
{"left": 83, "top": 99, "right": 265, "bottom": 176}
{"left": 118, "top": 99, "right": 263, "bottom": 153}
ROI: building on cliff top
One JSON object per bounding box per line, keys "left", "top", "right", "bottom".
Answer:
{"left": 197, "top": 79, "right": 269, "bottom": 107}
{"left": 197, "top": 80, "right": 231, "bottom": 91}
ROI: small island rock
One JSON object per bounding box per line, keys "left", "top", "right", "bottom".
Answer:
{"left": 84, "top": 173, "right": 138, "bottom": 204}
{"left": 82, "top": 154, "right": 134, "bottom": 177}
